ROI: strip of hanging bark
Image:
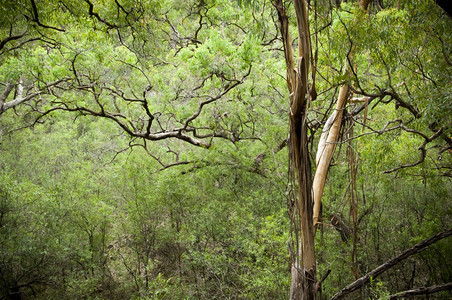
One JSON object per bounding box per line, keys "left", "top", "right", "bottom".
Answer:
{"left": 289, "top": 1, "right": 317, "bottom": 298}
{"left": 272, "top": 0, "right": 296, "bottom": 92}
{"left": 388, "top": 282, "right": 452, "bottom": 299}
{"left": 313, "top": 85, "right": 349, "bottom": 226}
{"left": 330, "top": 228, "right": 452, "bottom": 300}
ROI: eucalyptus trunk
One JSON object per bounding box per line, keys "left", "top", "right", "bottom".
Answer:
{"left": 272, "top": 0, "right": 318, "bottom": 298}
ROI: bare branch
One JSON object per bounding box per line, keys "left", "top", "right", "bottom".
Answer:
{"left": 342, "top": 118, "right": 404, "bottom": 142}
{"left": 2, "top": 91, "right": 41, "bottom": 112}
{"left": 128, "top": 140, "right": 192, "bottom": 171}
{"left": 26, "top": 0, "right": 65, "bottom": 32}
{"left": 349, "top": 96, "right": 370, "bottom": 103}
{"left": 0, "top": 31, "right": 26, "bottom": 51}
{"left": 1, "top": 78, "right": 69, "bottom": 115}
{"left": 85, "top": 0, "right": 118, "bottom": 29}
{"left": 0, "top": 83, "right": 14, "bottom": 105}
{"left": 37, "top": 103, "right": 211, "bottom": 148}
{"left": 389, "top": 282, "right": 452, "bottom": 299}
{"left": 384, "top": 126, "right": 443, "bottom": 173}
{"left": 350, "top": 85, "right": 420, "bottom": 119}
{"left": 180, "top": 64, "right": 252, "bottom": 133}
{"left": 383, "top": 90, "right": 420, "bottom": 118}
{"left": 331, "top": 229, "right": 452, "bottom": 300}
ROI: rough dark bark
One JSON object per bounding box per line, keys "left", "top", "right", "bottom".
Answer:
{"left": 331, "top": 229, "right": 452, "bottom": 300}
{"left": 290, "top": 266, "right": 316, "bottom": 300}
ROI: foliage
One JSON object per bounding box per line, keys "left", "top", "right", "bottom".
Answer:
{"left": 0, "top": 0, "right": 451, "bottom": 299}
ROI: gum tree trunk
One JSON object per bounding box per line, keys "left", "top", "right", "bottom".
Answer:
{"left": 272, "top": 0, "right": 317, "bottom": 298}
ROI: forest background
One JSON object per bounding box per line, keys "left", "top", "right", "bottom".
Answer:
{"left": 0, "top": 0, "right": 451, "bottom": 299}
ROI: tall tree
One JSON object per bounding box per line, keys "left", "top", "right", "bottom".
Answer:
{"left": 271, "top": 0, "right": 451, "bottom": 298}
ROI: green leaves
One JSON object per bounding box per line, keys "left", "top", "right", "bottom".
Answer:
{"left": 0, "top": 0, "right": 450, "bottom": 299}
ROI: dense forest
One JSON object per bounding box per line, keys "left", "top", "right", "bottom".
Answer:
{"left": 0, "top": 0, "right": 451, "bottom": 299}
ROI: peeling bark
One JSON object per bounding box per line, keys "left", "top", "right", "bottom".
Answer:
{"left": 272, "top": 0, "right": 317, "bottom": 298}
{"left": 313, "top": 85, "right": 349, "bottom": 226}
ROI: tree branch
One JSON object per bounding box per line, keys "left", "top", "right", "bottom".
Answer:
{"left": 1, "top": 78, "right": 69, "bottom": 115}
{"left": 26, "top": 0, "right": 65, "bottom": 32}
{"left": 331, "top": 229, "right": 452, "bottom": 300}
{"left": 389, "top": 282, "right": 452, "bottom": 299}
{"left": 85, "top": 0, "right": 118, "bottom": 29}
{"left": 181, "top": 65, "right": 252, "bottom": 132}
{"left": 0, "top": 83, "right": 14, "bottom": 106}
{"left": 384, "top": 126, "right": 443, "bottom": 173}
{"left": 0, "top": 31, "right": 26, "bottom": 51}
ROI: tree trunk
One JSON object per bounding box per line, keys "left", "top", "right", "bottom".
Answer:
{"left": 288, "top": 0, "right": 317, "bottom": 298}
{"left": 290, "top": 264, "right": 317, "bottom": 300}
{"left": 272, "top": 0, "right": 348, "bottom": 297}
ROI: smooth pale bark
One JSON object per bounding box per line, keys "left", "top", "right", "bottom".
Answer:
{"left": 0, "top": 77, "right": 66, "bottom": 116}
{"left": 0, "top": 83, "right": 14, "bottom": 105}
{"left": 0, "top": 78, "right": 42, "bottom": 115}
{"left": 315, "top": 113, "right": 334, "bottom": 165}
{"left": 349, "top": 96, "right": 370, "bottom": 103}
{"left": 313, "top": 85, "right": 349, "bottom": 226}
{"left": 313, "top": 0, "right": 369, "bottom": 226}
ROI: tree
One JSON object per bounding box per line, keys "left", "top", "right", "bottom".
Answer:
{"left": 0, "top": 0, "right": 451, "bottom": 299}
{"left": 270, "top": 0, "right": 451, "bottom": 298}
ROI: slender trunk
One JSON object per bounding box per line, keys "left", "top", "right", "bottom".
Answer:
{"left": 289, "top": 104, "right": 316, "bottom": 299}
{"left": 348, "top": 122, "right": 359, "bottom": 279}
{"left": 272, "top": 0, "right": 350, "bottom": 297}
{"left": 272, "top": 0, "right": 381, "bottom": 298}
{"left": 288, "top": 0, "right": 317, "bottom": 298}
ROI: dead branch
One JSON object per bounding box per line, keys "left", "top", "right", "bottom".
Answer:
{"left": 388, "top": 282, "right": 452, "bottom": 299}
{"left": 330, "top": 228, "right": 452, "bottom": 300}
{"left": 313, "top": 85, "right": 349, "bottom": 226}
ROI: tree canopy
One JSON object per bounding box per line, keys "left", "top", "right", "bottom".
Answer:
{"left": 0, "top": 0, "right": 451, "bottom": 299}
